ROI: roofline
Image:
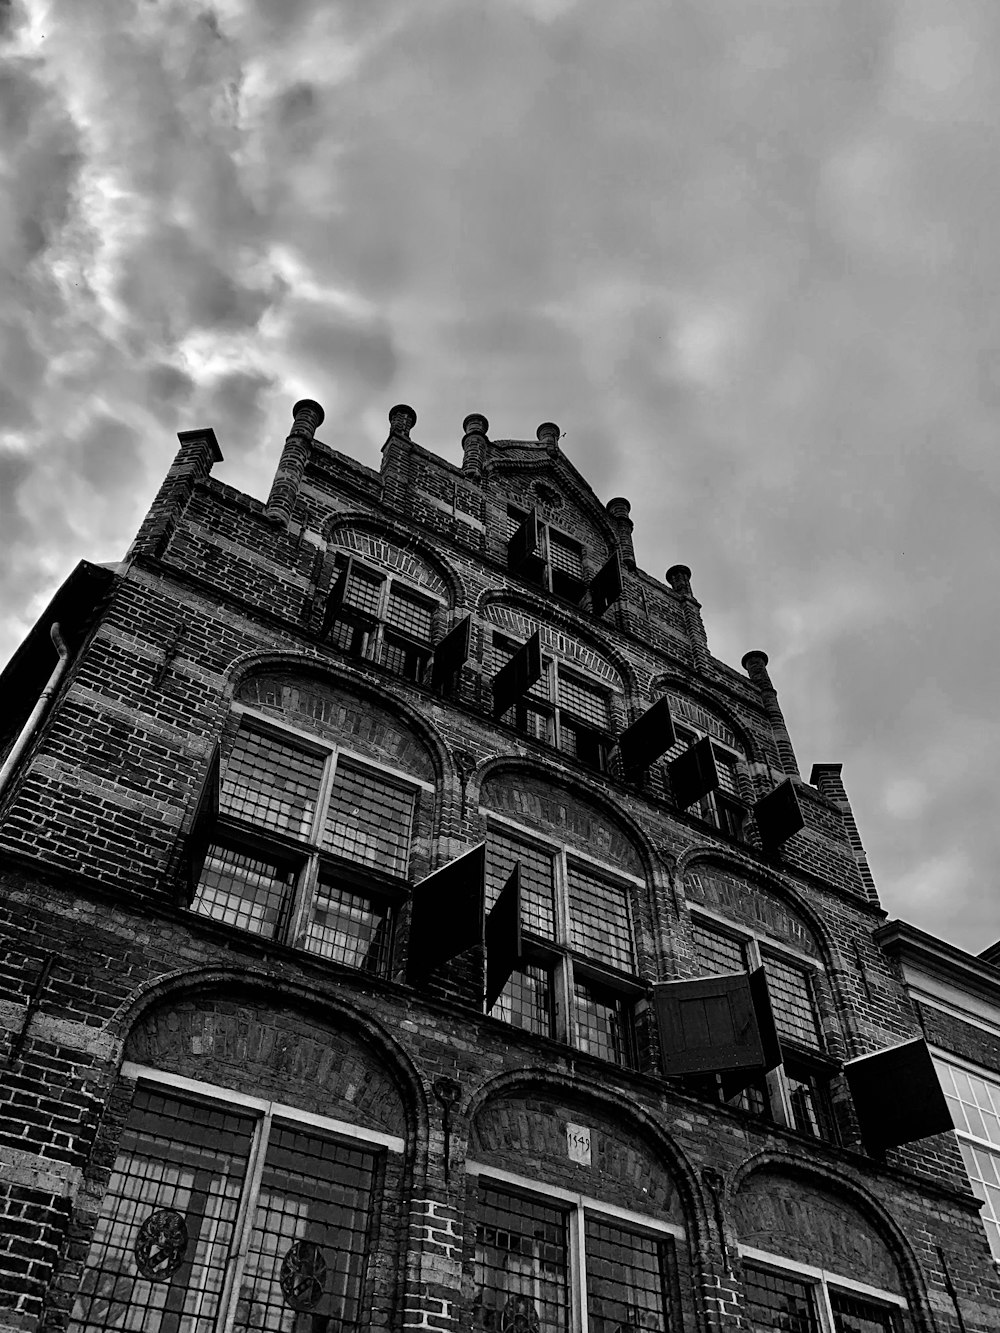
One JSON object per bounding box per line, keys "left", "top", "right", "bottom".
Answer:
{"left": 875, "top": 918, "right": 1000, "bottom": 1007}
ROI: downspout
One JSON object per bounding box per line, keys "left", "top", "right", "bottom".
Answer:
{"left": 0, "top": 623, "right": 69, "bottom": 798}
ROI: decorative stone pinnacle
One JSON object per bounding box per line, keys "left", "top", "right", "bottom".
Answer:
{"left": 536, "top": 422, "right": 560, "bottom": 446}
{"left": 462, "top": 413, "right": 489, "bottom": 436}
{"left": 606, "top": 496, "right": 631, "bottom": 519}
{"left": 388, "top": 404, "right": 417, "bottom": 437}
{"left": 741, "top": 650, "right": 770, "bottom": 673}
{"left": 289, "top": 399, "right": 324, "bottom": 438}
{"left": 666, "top": 565, "right": 692, "bottom": 594}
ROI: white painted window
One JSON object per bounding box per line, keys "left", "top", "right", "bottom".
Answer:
{"left": 934, "top": 1054, "right": 1000, "bottom": 1260}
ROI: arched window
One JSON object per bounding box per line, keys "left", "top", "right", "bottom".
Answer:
{"left": 187, "top": 673, "right": 436, "bottom": 978}
{"left": 657, "top": 691, "right": 749, "bottom": 839}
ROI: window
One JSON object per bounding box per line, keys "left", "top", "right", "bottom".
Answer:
{"left": 740, "top": 1253, "right": 904, "bottom": 1333}
{"left": 505, "top": 506, "right": 588, "bottom": 602}
{"left": 690, "top": 915, "right": 837, "bottom": 1141}
{"left": 326, "top": 554, "right": 439, "bottom": 682}
{"left": 663, "top": 722, "right": 746, "bottom": 837}
{"left": 470, "top": 1168, "right": 683, "bottom": 1332}
{"left": 191, "top": 710, "right": 424, "bottom": 977}
{"left": 70, "top": 1069, "right": 399, "bottom": 1333}
{"left": 491, "top": 633, "right": 614, "bottom": 773}
{"left": 934, "top": 1056, "right": 1000, "bottom": 1260}
{"left": 485, "top": 821, "right": 641, "bottom": 1068}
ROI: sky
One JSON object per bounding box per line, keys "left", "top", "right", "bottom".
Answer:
{"left": 1, "top": 0, "right": 999, "bottom": 953}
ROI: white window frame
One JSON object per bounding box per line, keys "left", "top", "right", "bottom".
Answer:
{"left": 930, "top": 1048, "right": 1000, "bottom": 1261}
{"left": 88, "top": 1064, "right": 403, "bottom": 1333}
{"left": 328, "top": 550, "right": 444, "bottom": 680}
{"left": 484, "top": 812, "right": 644, "bottom": 1065}
{"left": 193, "top": 705, "right": 431, "bottom": 968}
{"left": 738, "top": 1245, "right": 907, "bottom": 1332}
{"left": 690, "top": 907, "right": 835, "bottom": 1138}
{"left": 467, "top": 1160, "right": 684, "bottom": 1333}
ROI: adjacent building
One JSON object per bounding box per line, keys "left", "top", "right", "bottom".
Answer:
{"left": 0, "top": 401, "right": 996, "bottom": 1332}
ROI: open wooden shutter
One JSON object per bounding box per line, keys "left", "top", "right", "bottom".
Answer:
{"left": 184, "top": 743, "right": 220, "bottom": 902}
{"left": 485, "top": 866, "right": 522, "bottom": 1009}
{"left": 507, "top": 509, "right": 540, "bottom": 570}
{"left": 588, "top": 553, "right": 623, "bottom": 616}
{"left": 492, "top": 630, "right": 543, "bottom": 716}
{"left": 845, "top": 1037, "right": 953, "bottom": 1152}
{"left": 754, "top": 779, "right": 805, "bottom": 849}
{"left": 668, "top": 735, "right": 719, "bottom": 808}
{"left": 617, "top": 697, "right": 677, "bottom": 772}
{"left": 321, "top": 557, "right": 352, "bottom": 636}
{"left": 407, "top": 844, "right": 486, "bottom": 982}
{"left": 430, "top": 614, "right": 472, "bottom": 691}
{"left": 652, "top": 971, "right": 768, "bottom": 1075}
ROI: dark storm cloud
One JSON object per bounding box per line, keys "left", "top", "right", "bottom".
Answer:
{"left": 2, "top": 0, "right": 999, "bottom": 950}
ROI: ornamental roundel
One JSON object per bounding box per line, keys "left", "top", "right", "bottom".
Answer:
{"left": 280, "top": 1241, "right": 328, "bottom": 1311}
{"left": 133, "top": 1208, "right": 189, "bottom": 1280}
{"left": 500, "top": 1295, "right": 541, "bottom": 1332}
{"left": 533, "top": 482, "right": 562, "bottom": 509}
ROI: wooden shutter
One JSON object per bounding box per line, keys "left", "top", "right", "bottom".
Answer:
{"left": 668, "top": 735, "right": 719, "bottom": 808}
{"left": 184, "top": 744, "right": 220, "bottom": 902}
{"left": 754, "top": 780, "right": 805, "bottom": 849}
{"left": 652, "top": 972, "right": 766, "bottom": 1075}
{"left": 485, "top": 866, "right": 522, "bottom": 1009}
{"left": 588, "top": 552, "right": 623, "bottom": 616}
{"left": 321, "top": 557, "right": 352, "bottom": 636}
{"left": 617, "top": 698, "right": 677, "bottom": 772}
{"left": 492, "top": 630, "right": 544, "bottom": 716}
{"left": 845, "top": 1037, "right": 953, "bottom": 1152}
{"left": 407, "top": 844, "right": 486, "bottom": 982}
{"left": 430, "top": 615, "right": 472, "bottom": 691}
{"left": 507, "top": 509, "right": 540, "bottom": 570}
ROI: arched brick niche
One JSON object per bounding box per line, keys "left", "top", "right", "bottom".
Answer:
{"left": 237, "top": 669, "right": 436, "bottom": 784}
{"left": 469, "top": 1089, "right": 684, "bottom": 1224}
{"left": 123, "top": 993, "right": 408, "bottom": 1138}
{"left": 685, "top": 862, "right": 821, "bottom": 960}
{"left": 731, "top": 1166, "right": 918, "bottom": 1330}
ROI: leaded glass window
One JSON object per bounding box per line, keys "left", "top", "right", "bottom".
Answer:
{"left": 326, "top": 555, "right": 439, "bottom": 683}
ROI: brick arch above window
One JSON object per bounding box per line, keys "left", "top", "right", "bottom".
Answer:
{"left": 683, "top": 861, "right": 822, "bottom": 960}
{"left": 653, "top": 685, "right": 749, "bottom": 755}
{"left": 326, "top": 522, "right": 454, "bottom": 602}
{"left": 482, "top": 601, "right": 622, "bottom": 688}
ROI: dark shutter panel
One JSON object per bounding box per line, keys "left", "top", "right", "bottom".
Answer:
{"left": 492, "top": 630, "right": 544, "bottom": 716}
{"left": 321, "top": 557, "right": 352, "bottom": 636}
{"left": 652, "top": 972, "right": 765, "bottom": 1075}
{"left": 485, "top": 866, "right": 522, "bottom": 1009}
{"left": 845, "top": 1038, "right": 953, "bottom": 1152}
{"left": 185, "top": 744, "right": 220, "bottom": 902}
{"left": 748, "top": 967, "right": 783, "bottom": 1072}
{"left": 507, "top": 509, "right": 540, "bottom": 570}
{"left": 430, "top": 614, "right": 472, "bottom": 691}
{"left": 668, "top": 735, "right": 719, "bottom": 808}
{"left": 617, "top": 698, "right": 677, "bottom": 772}
{"left": 754, "top": 780, "right": 805, "bottom": 849}
{"left": 588, "top": 553, "right": 623, "bottom": 616}
{"left": 407, "top": 844, "right": 486, "bottom": 982}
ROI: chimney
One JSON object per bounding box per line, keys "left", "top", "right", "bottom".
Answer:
{"left": 127, "top": 426, "right": 223, "bottom": 561}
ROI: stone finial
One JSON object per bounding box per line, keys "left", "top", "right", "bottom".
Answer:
{"left": 461, "top": 413, "right": 489, "bottom": 478}
{"left": 666, "top": 564, "right": 693, "bottom": 596}
{"left": 742, "top": 650, "right": 800, "bottom": 778}
{"left": 741, "top": 649, "right": 770, "bottom": 679}
{"left": 289, "top": 399, "right": 325, "bottom": 439}
{"left": 388, "top": 404, "right": 417, "bottom": 438}
{"left": 536, "top": 422, "right": 560, "bottom": 448}
{"left": 606, "top": 496, "right": 636, "bottom": 570}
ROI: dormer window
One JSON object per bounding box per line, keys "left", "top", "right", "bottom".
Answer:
{"left": 325, "top": 554, "right": 439, "bottom": 683}
{"left": 505, "top": 506, "right": 588, "bottom": 602}
{"left": 663, "top": 721, "right": 747, "bottom": 839}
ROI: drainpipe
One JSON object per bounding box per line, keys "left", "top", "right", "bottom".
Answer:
{"left": 0, "top": 624, "right": 70, "bottom": 797}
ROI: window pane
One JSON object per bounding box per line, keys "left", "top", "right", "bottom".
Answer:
{"left": 70, "top": 1089, "right": 254, "bottom": 1333}
{"left": 960, "top": 1142, "right": 1000, "bottom": 1260}
{"left": 713, "top": 747, "right": 740, "bottom": 796}
{"left": 223, "top": 731, "right": 325, "bottom": 838}
{"left": 491, "top": 964, "right": 553, "bottom": 1037}
{"left": 548, "top": 531, "right": 584, "bottom": 579}
{"left": 574, "top": 981, "right": 635, "bottom": 1068}
{"left": 830, "top": 1290, "right": 899, "bottom": 1333}
{"left": 742, "top": 1265, "right": 820, "bottom": 1333}
{"left": 567, "top": 866, "right": 634, "bottom": 972}
{"left": 302, "top": 878, "right": 391, "bottom": 975}
{"left": 491, "top": 635, "right": 551, "bottom": 704}
{"left": 236, "top": 1125, "right": 377, "bottom": 1332}
{"left": 344, "top": 567, "right": 383, "bottom": 617}
{"left": 474, "top": 1185, "right": 570, "bottom": 1333}
{"left": 691, "top": 922, "right": 746, "bottom": 976}
{"left": 585, "top": 1215, "right": 677, "bottom": 1333}
{"left": 322, "top": 762, "right": 415, "bottom": 876}
{"left": 192, "top": 844, "right": 294, "bottom": 939}
{"left": 557, "top": 673, "right": 609, "bottom": 730}
{"left": 485, "top": 833, "right": 556, "bottom": 940}
{"left": 385, "top": 587, "right": 434, "bottom": 642}
{"left": 785, "top": 1063, "right": 838, "bottom": 1143}
{"left": 380, "top": 634, "right": 430, "bottom": 682}
{"left": 763, "top": 953, "right": 822, "bottom": 1049}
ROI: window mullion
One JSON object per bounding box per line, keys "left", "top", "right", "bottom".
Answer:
{"left": 573, "top": 1205, "right": 589, "bottom": 1333}
{"left": 218, "top": 1108, "right": 273, "bottom": 1333}
{"left": 552, "top": 660, "right": 563, "bottom": 749}
{"left": 817, "top": 1279, "right": 837, "bottom": 1333}
{"left": 286, "top": 852, "right": 320, "bottom": 947}
{"left": 556, "top": 954, "right": 574, "bottom": 1047}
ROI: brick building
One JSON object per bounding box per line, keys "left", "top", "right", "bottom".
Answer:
{"left": 0, "top": 400, "right": 997, "bottom": 1332}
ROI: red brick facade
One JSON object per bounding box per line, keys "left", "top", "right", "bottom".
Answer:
{"left": 0, "top": 405, "right": 996, "bottom": 1331}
